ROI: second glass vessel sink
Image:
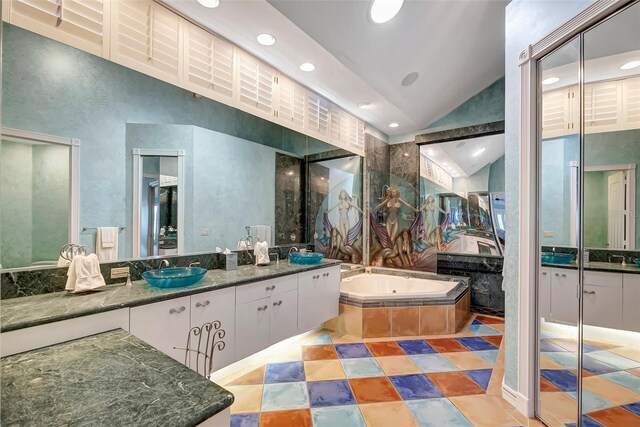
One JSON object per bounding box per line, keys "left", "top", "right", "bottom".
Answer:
{"left": 541, "top": 252, "right": 575, "bottom": 265}
{"left": 142, "top": 267, "right": 207, "bottom": 288}
{"left": 289, "top": 252, "right": 324, "bottom": 265}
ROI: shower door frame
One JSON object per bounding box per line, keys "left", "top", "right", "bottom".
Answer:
{"left": 513, "top": 0, "right": 635, "bottom": 419}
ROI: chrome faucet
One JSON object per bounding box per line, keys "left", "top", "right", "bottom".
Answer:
{"left": 268, "top": 251, "right": 280, "bottom": 265}
{"left": 288, "top": 247, "right": 299, "bottom": 265}
{"left": 188, "top": 261, "right": 201, "bottom": 267}
{"left": 609, "top": 254, "right": 625, "bottom": 265}
{"left": 160, "top": 259, "right": 170, "bottom": 269}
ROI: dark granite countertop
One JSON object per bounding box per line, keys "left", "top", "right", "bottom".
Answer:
{"left": 541, "top": 261, "right": 640, "bottom": 274}
{"left": 0, "top": 329, "right": 233, "bottom": 426}
{"left": 1, "top": 260, "right": 341, "bottom": 333}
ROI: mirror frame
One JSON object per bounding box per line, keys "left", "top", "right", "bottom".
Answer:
{"left": 1, "top": 126, "right": 80, "bottom": 249}
{"left": 132, "top": 148, "right": 185, "bottom": 258}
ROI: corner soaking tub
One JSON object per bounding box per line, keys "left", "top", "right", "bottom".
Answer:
{"left": 340, "top": 273, "right": 458, "bottom": 300}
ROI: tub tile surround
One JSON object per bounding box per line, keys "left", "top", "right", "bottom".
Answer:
{"left": 0, "top": 329, "right": 233, "bottom": 426}
{"left": 219, "top": 314, "right": 544, "bottom": 427}
{"left": 437, "top": 253, "right": 505, "bottom": 317}
{"left": 330, "top": 269, "right": 471, "bottom": 338}
{"left": 0, "top": 259, "right": 341, "bottom": 333}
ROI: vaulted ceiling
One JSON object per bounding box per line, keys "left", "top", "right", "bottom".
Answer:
{"left": 163, "top": 0, "right": 508, "bottom": 137}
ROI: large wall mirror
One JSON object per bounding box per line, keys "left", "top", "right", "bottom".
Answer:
{"left": 1, "top": 22, "right": 362, "bottom": 270}
{"left": 418, "top": 132, "right": 506, "bottom": 259}
{"left": 536, "top": 2, "right": 640, "bottom": 426}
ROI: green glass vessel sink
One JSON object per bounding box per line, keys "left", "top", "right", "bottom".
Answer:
{"left": 142, "top": 267, "right": 207, "bottom": 288}
{"left": 541, "top": 252, "right": 574, "bottom": 265}
{"left": 289, "top": 252, "right": 324, "bottom": 265}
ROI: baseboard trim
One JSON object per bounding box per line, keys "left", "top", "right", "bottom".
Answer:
{"left": 502, "top": 381, "right": 534, "bottom": 418}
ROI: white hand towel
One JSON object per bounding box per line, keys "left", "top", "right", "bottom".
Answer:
{"left": 65, "top": 255, "right": 81, "bottom": 292}
{"left": 73, "top": 253, "right": 106, "bottom": 293}
{"left": 254, "top": 241, "right": 270, "bottom": 265}
{"left": 96, "top": 227, "right": 119, "bottom": 260}
{"left": 57, "top": 255, "right": 71, "bottom": 267}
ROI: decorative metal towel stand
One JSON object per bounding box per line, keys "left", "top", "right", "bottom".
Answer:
{"left": 175, "top": 321, "right": 226, "bottom": 379}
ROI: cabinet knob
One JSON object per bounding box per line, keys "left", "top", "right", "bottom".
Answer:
{"left": 554, "top": 273, "right": 560, "bottom": 277}
{"left": 313, "top": 275, "right": 320, "bottom": 279}
{"left": 561, "top": 274, "right": 566, "bottom": 278}
{"left": 257, "top": 305, "right": 268, "bottom": 312}
{"left": 273, "top": 300, "right": 283, "bottom": 306}
{"left": 323, "top": 273, "right": 329, "bottom": 277}
{"left": 583, "top": 290, "right": 596, "bottom": 295}
{"left": 266, "top": 285, "right": 276, "bottom": 291}
{"left": 195, "top": 300, "right": 210, "bottom": 308}
{"left": 542, "top": 272, "right": 547, "bottom": 276}
{"left": 169, "top": 306, "right": 186, "bottom": 314}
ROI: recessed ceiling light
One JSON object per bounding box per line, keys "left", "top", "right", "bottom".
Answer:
{"left": 427, "top": 149, "right": 435, "bottom": 156}
{"left": 403, "top": 152, "right": 409, "bottom": 157}
{"left": 197, "top": 0, "right": 219, "bottom": 8}
{"left": 388, "top": 122, "right": 399, "bottom": 128}
{"left": 257, "top": 33, "right": 276, "bottom": 46}
{"left": 370, "top": 0, "right": 404, "bottom": 24}
{"left": 472, "top": 148, "right": 486, "bottom": 157}
{"left": 621, "top": 60, "right": 640, "bottom": 70}
{"left": 443, "top": 162, "right": 448, "bottom": 166}
{"left": 300, "top": 63, "right": 315, "bottom": 72}
{"left": 358, "top": 102, "right": 372, "bottom": 109}
{"left": 402, "top": 72, "right": 419, "bottom": 87}
{"left": 542, "top": 77, "right": 560, "bottom": 85}
{"left": 286, "top": 171, "right": 294, "bottom": 176}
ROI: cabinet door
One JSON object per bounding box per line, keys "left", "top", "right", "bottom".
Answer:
{"left": 539, "top": 267, "right": 551, "bottom": 321}
{"left": 550, "top": 268, "right": 579, "bottom": 325}
{"left": 582, "top": 284, "right": 623, "bottom": 329}
{"left": 130, "top": 296, "right": 191, "bottom": 362}
{"left": 236, "top": 50, "right": 276, "bottom": 120}
{"left": 190, "top": 287, "right": 235, "bottom": 373}
{"left": 297, "top": 269, "right": 323, "bottom": 333}
{"left": 111, "top": 0, "right": 182, "bottom": 85}
{"left": 318, "top": 266, "right": 341, "bottom": 323}
{"left": 6, "top": 0, "right": 109, "bottom": 57}
{"left": 276, "top": 74, "right": 306, "bottom": 133}
{"left": 622, "top": 274, "right": 640, "bottom": 332}
{"left": 541, "top": 87, "right": 573, "bottom": 139}
{"left": 622, "top": 77, "right": 640, "bottom": 131}
{"left": 235, "top": 297, "right": 270, "bottom": 361}
{"left": 584, "top": 80, "right": 623, "bottom": 134}
{"left": 183, "top": 22, "right": 235, "bottom": 106}
{"left": 306, "top": 90, "right": 330, "bottom": 142}
{"left": 269, "top": 290, "right": 298, "bottom": 345}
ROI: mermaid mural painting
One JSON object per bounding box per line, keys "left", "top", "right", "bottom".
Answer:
{"left": 315, "top": 187, "right": 364, "bottom": 264}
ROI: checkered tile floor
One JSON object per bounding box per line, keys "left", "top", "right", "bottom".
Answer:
{"left": 218, "top": 314, "right": 540, "bottom": 427}
{"left": 539, "top": 332, "right": 640, "bottom": 427}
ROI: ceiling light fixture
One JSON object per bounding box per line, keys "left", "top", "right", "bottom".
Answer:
{"left": 257, "top": 33, "right": 276, "bottom": 46}
{"left": 427, "top": 149, "right": 435, "bottom": 156}
{"left": 286, "top": 171, "right": 294, "bottom": 176}
{"left": 197, "top": 0, "right": 220, "bottom": 8}
{"left": 402, "top": 72, "right": 419, "bottom": 87}
{"left": 542, "top": 77, "right": 560, "bottom": 85}
{"left": 358, "top": 102, "right": 372, "bottom": 109}
{"left": 388, "top": 122, "right": 399, "bottom": 128}
{"left": 370, "top": 0, "right": 404, "bottom": 24}
{"left": 621, "top": 60, "right": 640, "bottom": 70}
{"left": 300, "top": 63, "right": 315, "bottom": 72}
{"left": 472, "top": 148, "right": 486, "bottom": 157}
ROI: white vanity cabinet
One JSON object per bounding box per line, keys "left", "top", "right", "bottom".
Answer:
{"left": 130, "top": 296, "right": 191, "bottom": 362}
{"left": 539, "top": 267, "right": 552, "bottom": 321}
{"left": 190, "top": 287, "right": 236, "bottom": 372}
{"left": 298, "top": 266, "right": 341, "bottom": 333}
{"left": 548, "top": 267, "right": 579, "bottom": 325}
{"left": 235, "top": 275, "right": 299, "bottom": 360}
{"left": 622, "top": 274, "right": 640, "bottom": 332}
{"left": 582, "top": 271, "right": 623, "bottom": 329}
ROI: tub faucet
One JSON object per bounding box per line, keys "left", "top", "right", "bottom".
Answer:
{"left": 160, "top": 259, "right": 170, "bottom": 269}
{"left": 269, "top": 251, "right": 280, "bottom": 265}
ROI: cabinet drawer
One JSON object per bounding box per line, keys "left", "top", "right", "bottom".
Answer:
{"left": 583, "top": 271, "right": 622, "bottom": 288}
{"left": 583, "top": 285, "right": 623, "bottom": 329}
{"left": 236, "top": 275, "right": 298, "bottom": 304}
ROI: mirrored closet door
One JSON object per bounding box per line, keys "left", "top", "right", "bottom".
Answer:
{"left": 536, "top": 2, "right": 640, "bottom": 426}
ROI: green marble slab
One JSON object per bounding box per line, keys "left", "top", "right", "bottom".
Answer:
{"left": 1, "top": 260, "right": 341, "bottom": 332}
{"left": 541, "top": 260, "right": 640, "bottom": 274}
{"left": 0, "top": 329, "right": 233, "bottom": 426}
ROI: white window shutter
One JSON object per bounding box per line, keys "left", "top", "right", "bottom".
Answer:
{"left": 306, "top": 91, "right": 330, "bottom": 142}
{"left": 584, "top": 80, "right": 623, "bottom": 134}
{"left": 623, "top": 77, "right": 640, "bottom": 131}
{"left": 236, "top": 50, "right": 276, "bottom": 119}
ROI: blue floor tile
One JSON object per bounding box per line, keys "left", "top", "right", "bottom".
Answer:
{"left": 600, "top": 371, "right": 640, "bottom": 393}
{"left": 474, "top": 350, "right": 498, "bottom": 365}
{"left": 311, "top": 405, "right": 366, "bottom": 427}
{"left": 307, "top": 380, "right": 356, "bottom": 407}
{"left": 264, "top": 361, "right": 305, "bottom": 384}
{"left": 465, "top": 369, "right": 492, "bottom": 390}
{"left": 455, "top": 337, "right": 497, "bottom": 351}
{"left": 406, "top": 398, "right": 472, "bottom": 427}
{"left": 261, "top": 382, "right": 310, "bottom": 411}
{"left": 544, "top": 352, "right": 578, "bottom": 370}
{"left": 588, "top": 351, "right": 640, "bottom": 370}
{"left": 388, "top": 374, "right": 444, "bottom": 400}
{"left": 340, "top": 357, "right": 384, "bottom": 378}
{"left": 396, "top": 340, "right": 437, "bottom": 355}
{"left": 582, "top": 415, "right": 604, "bottom": 427}
{"left": 567, "top": 391, "right": 614, "bottom": 413}
{"left": 306, "top": 333, "right": 332, "bottom": 345}
{"left": 540, "top": 339, "right": 568, "bottom": 352}
{"left": 410, "top": 354, "right": 458, "bottom": 373}
{"left": 470, "top": 319, "right": 483, "bottom": 326}
{"left": 622, "top": 401, "right": 640, "bottom": 417}
{"left": 231, "top": 413, "right": 259, "bottom": 427}
{"left": 582, "top": 356, "right": 619, "bottom": 375}
{"left": 583, "top": 342, "right": 605, "bottom": 353}
{"left": 467, "top": 324, "right": 502, "bottom": 336}
{"left": 335, "top": 343, "right": 372, "bottom": 359}
{"left": 540, "top": 369, "right": 577, "bottom": 392}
